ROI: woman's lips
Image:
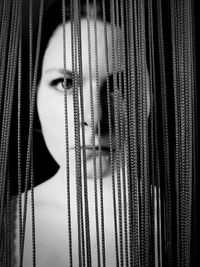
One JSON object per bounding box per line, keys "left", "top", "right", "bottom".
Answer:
{"left": 86, "top": 147, "right": 115, "bottom": 153}
{"left": 84, "top": 146, "right": 115, "bottom": 160}
{"left": 69, "top": 146, "right": 115, "bottom": 161}
{"left": 86, "top": 146, "right": 109, "bottom": 153}
{"left": 69, "top": 146, "right": 114, "bottom": 178}
{"left": 70, "top": 146, "right": 114, "bottom": 151}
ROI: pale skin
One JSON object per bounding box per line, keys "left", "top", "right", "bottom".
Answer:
{"left": 13, "top": 19, "right": 150, "bottom": 266}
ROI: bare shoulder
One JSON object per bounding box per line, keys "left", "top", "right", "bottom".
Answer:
{"left": 12, "top": 178, "right": 69, "bottom": 267}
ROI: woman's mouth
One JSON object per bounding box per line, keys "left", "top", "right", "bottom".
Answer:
{"left": 69, "top": 146, "right": 115, "bottom": 160}
{"left": 68, "top": 146, "right": 114, "bottom": 179}
{"left": 85, "top": 146, "right": 111, "bottom": 158}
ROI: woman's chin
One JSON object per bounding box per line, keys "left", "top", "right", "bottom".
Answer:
{"left": 59, "top": 149, "right": 113, "bottom": 180}
{"left": 85, "top": 149, "right": 113, "bottom": 179}
{"left": 85, "top": 154, "right": 112, "bottom": 180}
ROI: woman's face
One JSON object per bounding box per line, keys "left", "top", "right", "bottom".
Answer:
{"left": 37, "top": 19, "right": 150, "bottom": 178}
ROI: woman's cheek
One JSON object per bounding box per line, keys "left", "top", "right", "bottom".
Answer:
{"left": 37, "top": 89, "right": 66, "bottom": 164}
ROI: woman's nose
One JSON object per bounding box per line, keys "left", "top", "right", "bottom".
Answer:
{"left": 82, "top": 83, "right": 99, "bottom": 128}
{"left": 83, "top": 82, "right": 113, "bottom": 137}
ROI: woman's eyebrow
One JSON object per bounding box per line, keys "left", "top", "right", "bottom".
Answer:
{"left": 45, "top": 68, "right": 72, "bottom": 75}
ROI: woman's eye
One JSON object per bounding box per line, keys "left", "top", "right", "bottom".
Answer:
{"left": 50, "top": 78, "right": 73, "bottom": 92}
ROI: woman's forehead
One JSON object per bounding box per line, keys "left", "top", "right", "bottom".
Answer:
{"left": 42, "top": 19, "right": 123, "bottom": 75}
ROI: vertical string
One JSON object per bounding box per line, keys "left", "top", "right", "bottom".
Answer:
{"left": 6, "top": 172, "right": 11, "bottom": 266}
{"left": 78, "top": 0, "right": 92, "bottom": 265}
{"left": 181, "top": 1, "right": 193, "bottom": 265}
{"left": 77, "top": 0, "right": 97, "bottom": 265}
{"left": 156, "top": 0, "right": 172, "bottom": 265}
{"left": 0, "top": 0, "right": 20, "bottom": 238}
{"left": 118, "top": 0, "right": 130, "bottom": 264}
{"left": 62, "top": 1, "right": 73, "bottom": 266}
{"left": 0, "top": 0, "right": 18, "bottom": 186}
{"left": 93, "top": 0, "right": 106, "bottom": 265}
{"left": 119, "top": 0, "right": 130, "bottom": 265}
{"left": 190, "top": 0, "right": 197, "bottom": 263}
{"left": 170, "top": 0, "right": 194, "bottom": 266}
{"left": 147, "top": 1, "right": 157, "bottom": 265}
{"left": 170, "top": 1, "right": 180, "bottom": 265}
{"left": 17, "top": 0, "right": 23, "bottom": 263}
{"left": 86, "top": 1, "right": 101, "bottom": 266}
{"left": 0, "top": 0, "right": 4, "bottom": 29}
{"left": 178, "top": 1, "right": 188, "bottom": 264}
{"left": 126, "top": 0, "right": 140, "bottom": 265}
{"left": 102, "top": 0, "right": 119, "bottom": 265}
{"left": 0, "top": 0, "right": 11, "bottom": 223}
{"left": 29, "top": 1, "right": 36, "bottom": 266}
{"left": 70, "top": 0, "right": 85, "bottom": 265}
{"left": 20, "top": 1, "right": 44, "bottom": 265}
{"left": 110, "top": 0, "right": 124, "bottom": 265}
{"left": 0, "top": 0, "right": 20, "bottom": 265}
{"left": 29, "top": 0, "right": 33, "bottom": 103}
{"left": 133, "top": 0, "right": 145, "bottom": 264}
{"left": 176, "top": 2, "right": 186, "bottom": 264}
{"left": 137, "top": 0, "right": 151, "bottom": 265}
{"left": 0, "top": 0, "right": 12, "bottom": 114}
{"left": 147, "top": 0, "right": 162, "bottom": 265}
{"left": 76, "top": 0, "right": 87, "bottom": 264}
{"left": 179, "top": 2, "right": 189, "bottom": 266}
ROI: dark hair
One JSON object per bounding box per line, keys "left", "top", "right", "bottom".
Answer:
{"left": 37, "top": 0, "right": 111, "bottom": 84}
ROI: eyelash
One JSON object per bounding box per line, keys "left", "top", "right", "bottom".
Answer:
{"left": 50, "top": 77, "right": 73, "bottom": 92}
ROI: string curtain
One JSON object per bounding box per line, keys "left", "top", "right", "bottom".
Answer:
{"left": 0, "top": 0, "right": 199, "bottom": 266}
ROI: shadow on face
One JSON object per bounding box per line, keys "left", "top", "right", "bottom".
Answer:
{"left": 37, "top": 19, "right": 150, "bottom": 178}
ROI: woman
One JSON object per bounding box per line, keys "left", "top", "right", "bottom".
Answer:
{"left": 12, "top": 0, "right": 150, "bottom": 266}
